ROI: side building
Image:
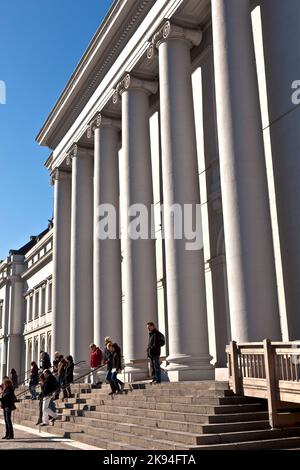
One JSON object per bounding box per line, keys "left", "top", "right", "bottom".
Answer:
{"left": 0, "top": 222, "right": 53, "bottom": 381}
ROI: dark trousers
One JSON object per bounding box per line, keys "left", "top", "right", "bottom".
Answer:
{"left": 106, "top": 370, "right": 123, "bottom": 392}
{"left": 150, "top": 356, "right": 161, "bottom": 383}
{"left": 4, "top": 408, "right": 14, "bottom": 438}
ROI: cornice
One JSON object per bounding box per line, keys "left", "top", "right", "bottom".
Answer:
{"left": 37, "top": 0, "right": 155, "bottom": 150}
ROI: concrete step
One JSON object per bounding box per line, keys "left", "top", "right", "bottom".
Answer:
{"left": 192, "top": 435, "right": 300, "bottom": 450}
{"left": 12, "top": 418, "right": 145, "bottom": 450}
{"left": 192, "top": 426, "right": 300, "bottom": 446}
{"left": 14, "top": 408, "right": 271, "bottom": 447}
{"left": 51, "top": 395, "right": 259, "bottom": 409}
{"left": 61, "top": 412, "right": 269, "bottom": 434}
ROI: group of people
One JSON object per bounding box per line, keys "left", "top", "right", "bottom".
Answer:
{"left": 0, "top": 321, "right": 165, "bottom": 439}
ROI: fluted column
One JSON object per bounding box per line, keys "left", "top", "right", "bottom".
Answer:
{"left": 113, "top": 74, "right": 158, "bottom": 380}
{"left": 51, "top": 169, "right": 71, "bottom": 357}
{"left": 148, "top": 21, "right": 214, "bottom": 381}
{"left": 87, "top": 114, "right": 122, "bottom": 348}
{"left": 69, "top": 144, "right": 94, "bottom": 368}
{"left": 211, "top": 0, "right": 281, "bottom": 342}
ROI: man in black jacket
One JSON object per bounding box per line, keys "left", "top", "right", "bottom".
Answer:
{"left": 40, "top": 370, "right": 58, "bottom": 426}
{"left": 147, "top": 322, "right": 162, "bottom": 384}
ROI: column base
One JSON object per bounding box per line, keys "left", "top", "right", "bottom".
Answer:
{"left": 165, "top": 353, "right": 214, "bottom": 381}
{"left": 123, "top": 359, "right": 150, "bottom": 382}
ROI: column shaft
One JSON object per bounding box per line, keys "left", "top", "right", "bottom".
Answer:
{"left": 211, "top": 0, "right": 281, "bottom": 341}
{"left": 120, "top": 81, "right": 158, "bottom": 380}
{"left": 52, "top": 170, "right": 71, "bottom": 356}
{"left": 93, "top": 121, "right": 122, "bottom": 348}
{"left": 156, "top": 26, "right": 213, "bottom": 380}
{"left": 70, "top": 147, "right": 94, "bottom": 366}
{"left": 260, "top": 0, "right": 300, "bottom": 338}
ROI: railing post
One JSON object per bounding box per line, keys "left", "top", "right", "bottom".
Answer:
{"left": 263, "top": 338, "right": 279, "bottom": 428}
{"left": 230, "top": 341, "right": 241, "bottom": 395}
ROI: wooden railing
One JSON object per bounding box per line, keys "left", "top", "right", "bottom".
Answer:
{"left": 226, "top": 339, "right": 300, "bottom": 427}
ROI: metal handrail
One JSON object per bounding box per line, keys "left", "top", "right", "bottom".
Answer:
{"left": 14, "top": 360, "right": 87, "bottom": 400}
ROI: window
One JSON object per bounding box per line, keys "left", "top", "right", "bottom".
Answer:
{"left": 48, "top": 283, "right": 52, "bottom": 312}
{"left": 34, "top": 290, "right": 39, "bottom": 319}
{"left": 29, "top": 295, "right": 33, "bottom": 321}
{"left": 41, "top": 285, "right": 46, "bottom": 315}
{"left": 0, "top": 300, "right": 3, "bottom": 329}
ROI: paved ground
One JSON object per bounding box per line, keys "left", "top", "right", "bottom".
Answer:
{"left": 0, "top": 422, "right": 99, "bottom": 450}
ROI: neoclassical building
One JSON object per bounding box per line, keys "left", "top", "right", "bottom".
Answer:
{"left": 1, "top": 0, "right": 299, "bottom": 382}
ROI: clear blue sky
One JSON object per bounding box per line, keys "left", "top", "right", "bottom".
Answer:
{"left": 0, "top": 0, "right": 113, "bottom": 260}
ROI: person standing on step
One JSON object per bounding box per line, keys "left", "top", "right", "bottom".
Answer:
{"left": 63, "top": 355, "right": 74, "bottom": 399}
{"left": 109, "top": 343, "right": 124, "bottom": 395}
{"left": 89, "top": 343, "right": 103, "bottom": 385}
{"left": 147, "top": 322, "right": 165, "bottom": 384}
{"left": 40, "top": 350, "right": 51, "bottom": 371}
{"left": 10, "top": 369, "right": 18, "bottom": 391}
{"left": 29, "top": 361, "right": 39, "bottom": 400}
{"left": 1, "top": 378, "right": 16, "bottom": 440}
{"left": 40, "top": 369, "right": 58, "bottom": 427}
{"left": 57, "top": 356, "right": 67, "bottom": 396}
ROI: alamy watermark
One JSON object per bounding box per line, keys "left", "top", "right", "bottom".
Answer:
{"left": 291, "top": 80, "right": 300, "bottom": 105}
{"left": 0, "top": 80, "right": 6, "bottom": 104}
{"left": 95, "top": 203, "right": 203, "bottom": 251}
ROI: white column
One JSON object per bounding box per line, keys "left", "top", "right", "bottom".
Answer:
{"left": 69, "top": 144, "right": 94, "bottom": 368}
{"left": 149, "top": 21, "right": 214, "bottom": 381}
{"left": 211, "top": 0, "right": 281, "bottom": 342}
{"left": 259, "top": 0, "right": 300, "bottom": 339}
{"left": 113, "top": 74, "right": 158, "bottom": 380}
{"left": 88, "top": 114, "right": 122, "bottom": 348}
{"left": 51, "top": 169, "right": 71, "bottom": 357}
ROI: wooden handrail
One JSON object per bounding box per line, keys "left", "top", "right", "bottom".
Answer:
{"left": 226, "top": 339, "right": 300, "bottom": 428}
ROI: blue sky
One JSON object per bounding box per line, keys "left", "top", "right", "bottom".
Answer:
{"left": 0, "top": 0, "right": 113, "bottom": 260}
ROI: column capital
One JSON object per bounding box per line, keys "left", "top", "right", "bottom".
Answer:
{"left": 65, "top": 143, "right": 93, "bottom": 165}
{"left": 87, "top": 113, "right": 121, "bottom": 138}
{"left": 50, "top": 168, "right": 71, "bottom": 186}
{"left": 112, "top": 73, "right": 158, "bottom": 104}
{"left": 147, "top": 20, "right": 203, "bottom": 59}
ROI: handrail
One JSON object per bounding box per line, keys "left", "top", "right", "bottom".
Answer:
{"left": 42, "top": 363, "right": 107, "bottom": 400}
{"left": 14, "top": 360, "right": 86, "bottom": 400}
{"left": 17, "top": 368, "right": 34, "bottom": 385}
{"left": 227, "top": 339, "right": 300, "bottom": 428}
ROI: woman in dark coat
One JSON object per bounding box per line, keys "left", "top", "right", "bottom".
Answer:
{"left": 109, "top": 343, "right": 124, "bottom": 395}
{"left": 10, "top": 369, "right": 18, "bottom": 391}
{"left": 63, "top": 355, "right": 74, "bottom": 399}
{"left": 1, "top": 378, "right": 16, "bottom": 439}
{"left": 29, "top": 362, "right": 39, "bottom": 400}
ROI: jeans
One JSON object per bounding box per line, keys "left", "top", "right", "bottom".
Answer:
{"left": 42, "top": 397, "right": 57, "bottom": 425}
{"left": 29, "top": 384, "right": 37, "bottom": 399}
{"left": 4, "top": 408, "right": 14, "bottom": 438}
{"left": 150, "top": 356, "right": 161, "bottom": 383}
{"left": 106, "top": 370, "right": 123, "bottom": 392}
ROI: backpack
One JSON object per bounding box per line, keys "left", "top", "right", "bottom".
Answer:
{"left": 157, "top": 331, "right": 165, "bottom": 347}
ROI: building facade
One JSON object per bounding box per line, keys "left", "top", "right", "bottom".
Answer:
{"left": 0, "top": 225, "right": 53, "bottom": 380}
{"left": 2, "top": 0, "right": 300, "bottom": 382}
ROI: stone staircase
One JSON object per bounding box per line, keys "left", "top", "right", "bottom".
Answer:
{"left": 13, "top": 381, "right": 300, "bottom": 450}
